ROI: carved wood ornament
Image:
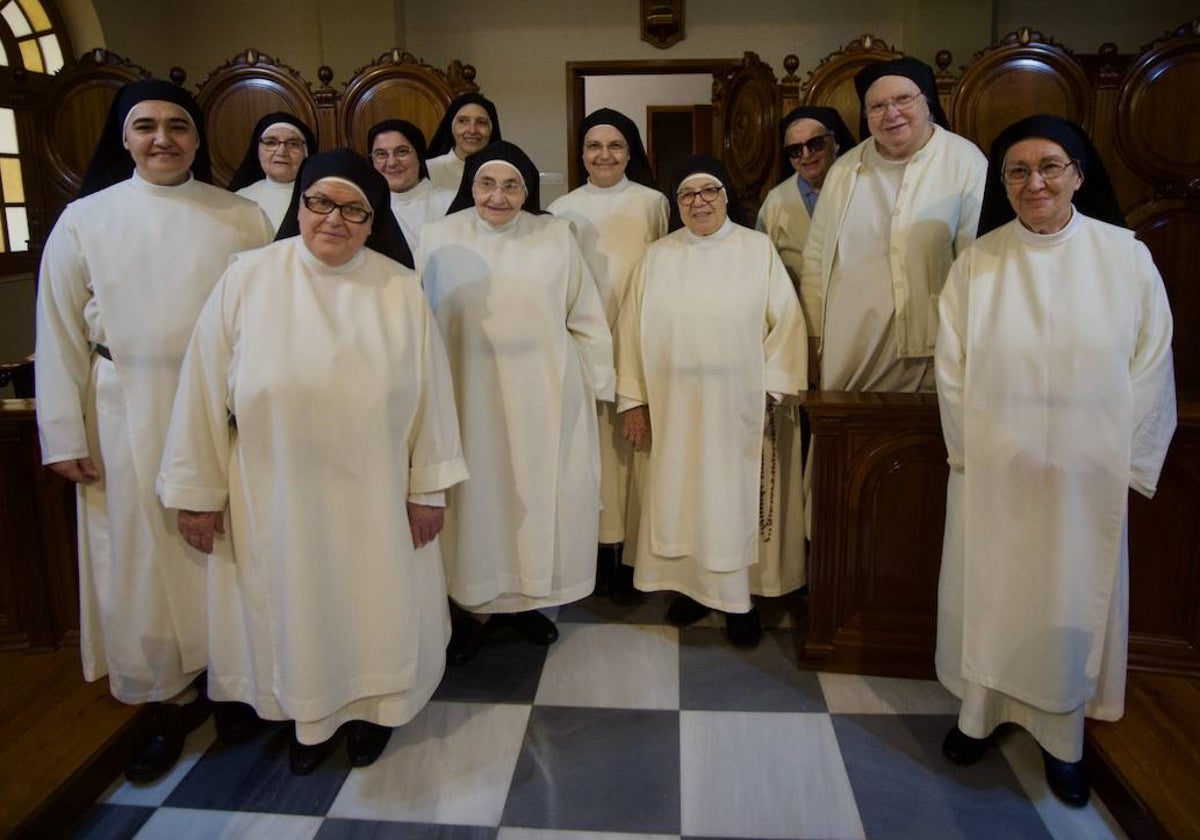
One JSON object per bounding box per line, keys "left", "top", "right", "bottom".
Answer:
{"left": 641, "top": 0, "right": 684, "bottom": 49}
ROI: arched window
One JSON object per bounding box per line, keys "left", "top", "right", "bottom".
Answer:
{"left": 0, "top": 0, "right": 65, "bottom": 74}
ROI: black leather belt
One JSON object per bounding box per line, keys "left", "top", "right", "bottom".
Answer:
{"left": 94, "top": 344, "right": 112, "bottom": 360}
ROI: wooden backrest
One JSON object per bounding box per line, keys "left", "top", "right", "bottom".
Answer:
{"left": 800, "top": 34, "right": 906, "bottom": 144}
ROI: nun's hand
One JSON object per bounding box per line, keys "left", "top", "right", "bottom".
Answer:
{"left": 408, "top": 502, "right": 445, "bottom": 549}
{"left": 48, "top": 457, "right": 101, "bottom": 485}
{"left": 178, "top": 510, "right": 224, "bottom": 554}
{"left": 621, "top": 405, "right": 651, "bottom": 451}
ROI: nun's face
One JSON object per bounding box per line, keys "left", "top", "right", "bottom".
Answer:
{"left": 583, "top": 124, "right": 629, "bottom": 188}
{"left": 864, "top": 75, "right": 932, "bottom": 161}
{"left": 299, "top": 179, "right": 373, "bottom": 266}
{"left": 371, "top": 130, "right": 420, "bottom": 193}
{"left": 784, "top": 117, "right": 837, "bottom": 189}
{"left": 122, "top": 100, "right": 198, "bottom": 186}
{"left": 677, "top": 175, "right": 728, "bottom": 237}
{"left": 1002, "top": 138, "right": 1082, "bottom": 235}
{"left": 257, "top": 124, "right": 306, "bottom": 184}
{"left": 452, "top": 104, "right": 493, "bottom": 158}
{"left": 472, "top": 161, "right": 526, "bottom": 226}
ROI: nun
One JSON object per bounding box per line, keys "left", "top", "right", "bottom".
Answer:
{"left": 615, "top": 156, "right": 807, "bottom": 648}
{"left": 425, "top": 92, "right": 503, "bottom": 193}
{"left": 934, "top": 115, "right": 1176, "bottom": 806}
{"left": 800, "top": 57, "right": 986, "bottom": 394}
{"left": 34, "top": 79, "right": 275, "bottom": 782}
{"left": 418, "top": 141, "right": 612, "bottom": 664}
{"left": 159, "top": 149, "right": 464, "bottom": 774}
{"left": 227, "top": 112, "right": 316, "bottom": 229}
{"left": 548, "top": 108, "right": 669, "bottom": 602}
{"left": 369, "top": 118, "right": 455, "bottom": 253}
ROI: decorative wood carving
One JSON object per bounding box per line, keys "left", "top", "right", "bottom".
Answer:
{"left": 950, "top": 28, "right": 1093, "bottom": 154}
{"left": 800, "top": 34, "right": 906, "bottom": 143}
{"left": 640, "top": 0, "right": 684, "bottom": 49}
{"left": 193, "top": 49, "right": 322, "bottom": 187}
{"left": 712, "top": 52, "right": 778, "bottom": 216}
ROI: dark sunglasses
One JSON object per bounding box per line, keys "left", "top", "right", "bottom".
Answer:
{"left": 784, "top": 133, "right": 834, "bottom": 159}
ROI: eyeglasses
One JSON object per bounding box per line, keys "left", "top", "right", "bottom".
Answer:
{"left": 473, "top": 177, "right": 525, "bottom": 197}
{"left": 260, "top": 137, "right": 307, "bottom": 152}
{"left": 302, "top": 194, "right": 372, "bottom": 224}
{"left": 784, "top": 133, "right": 834, "bottom": 159}
{"left": 676, "top": 185, "right": 724, "bottom": 206}
{"left": 866, "top": 93, "right": 922, "bottom": 117}
{"left": 372, "top": 147, "right": 413, "bottom": 162}
{"left": 1000, "top": 159, "right": 1079, "bottom": 185}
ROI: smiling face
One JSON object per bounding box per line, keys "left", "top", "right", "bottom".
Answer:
{"left": 371, "top": 130, "right": 420, "bottom": 193}
{"left": 257, "top": 124, "right": 306, "bottom": 184}
{"left": 472, "top": 161, "right": 526, "bottom": 227}
{"left": 122, "top": 100, "right": 198, "bottom": 186}
{"left": 299, "top": 178, "right": 373, "bottom": 266}
{"left": 784, "top": 117, "right": 837, "bottom": 189}
{"left": 1003, "top": 137, "right": 1083, "bottom": 235}
{"left": 677, "top": 175, "right": 728, "bottom": 237}
{"left": 582, "top": 124, "right": 630, "bottom": 188}
{"left": 864, "top": 75, "right": 933, "bottom": 161}
{"left": 452, "top": 104, "right": 493, "bottom": 159}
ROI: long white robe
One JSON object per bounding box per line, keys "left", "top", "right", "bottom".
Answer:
{"left": 934, "top": 210, "right": 1176, "bottom": 761}
{"left": 158, "top": 238, "right": 468, "bottom": 744}
{"left": 426, "top": 151, "right": 466, "bottom": 194}
{"left": 418, "top": 209, "right": 614, "bottom": 612}
{"left": 235, "top": 177, "right": 295, "bottom": 231}
{"left": 389, "top": 178, "right": 454, "bottom": 254}
{"left": 34, "top": 174, "right": 274, "bottom": 703}
{"left": 548, "top": 177, "right": 668, "bottom": 544}
{"left": 615, "top": 220, "right": 807, "bottom": 612}
{"left": 756, "top": 176, "right": 813, "bottom": 295}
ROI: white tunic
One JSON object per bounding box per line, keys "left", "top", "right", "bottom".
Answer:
{"left": 389, "top": 178, "right": 454, "bottom": 254}
{"left": 34, "top": 174, "right": 274, "bottom": 703}
{"left": 426, "top": 151, "right": 466, "bottom": 194}
{"left": 615, "top": 220, "right": 807, "bottom": 612}
{"left": 548, "top": 177, "right": 668, "bottom": 543}
{"left": 419, "top": 209, "right": 614, "bottom": 611}
{"left": 934, "top": 210, "right": 1176, "bottom": 761}
{"left": 756, "top": 176, "right": 812, "bottom": 295}
{"left": 158, "top": 238, "right": 468, "bottom": 743}
{"left": 235, "top": 177, "right": 295, "bottom": 231}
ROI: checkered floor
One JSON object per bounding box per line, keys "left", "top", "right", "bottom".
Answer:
{"left": 70, "top": 591, "right": 1128, "bottom": 840}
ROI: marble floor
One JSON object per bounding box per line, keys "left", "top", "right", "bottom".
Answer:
{"left": 69, "top": 592, "right": 1129, "bottom": 840}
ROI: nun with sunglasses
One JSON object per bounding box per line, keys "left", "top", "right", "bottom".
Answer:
{"left": 159, "top": 149, "right": 466, "bottom": 775}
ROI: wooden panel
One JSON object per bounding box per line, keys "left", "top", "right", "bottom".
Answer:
{"left": 712, "top": 52, "right": 778, "bottom": 216}
{"left": 799, "top": 34, "right": 906, "bottom": 144}
{"left": 193, "top": 49, "right": 322, "bottom": 188}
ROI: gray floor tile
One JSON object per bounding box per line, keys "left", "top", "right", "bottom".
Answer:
{"left": 557, "top": 590, "right": 675, "bottom": 625}
{"left": 833, "top": 715, "right": 1053, "bottom": 840}
{"left": 130, "top": 808, "right": 322, "bottom": 839}
{"left": 502, "top": 706, "right": 680, "bottom": 834}
{"left": 316, "top": 819, "right": 497, "bottom": 839}
{"left": 433, "top": 628, "right": 549, "bottom": 704}
{"left": 164, "top": 722, "right": 351, "bottom": 816}
{"left": 67, "top": 804, "right": 155, "bottom": 840}
{"left": 680, "top": 628, "right": 826, "bottom": 713}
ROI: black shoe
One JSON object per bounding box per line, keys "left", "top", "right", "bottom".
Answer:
{"left": 509, "top": 610, "right": 559, "bottom": 645}
{"left": 213, "top": 701, "right": 262, "bottom": 744}
{"left": 289, "top": 727, "right": 336, "bottom": 776}
{"left": 724, "top": 607, "right": 763, "bottom": 648}
{"left": 665, "top": 594, "right": 712, "bottom": 627}
{"left": 346, "top": 721, "right": 393, "bottom": 767}
{"left": 447, "top": 617, "right": 487, "bottom": 666}
{"left": 1042, "top": 750, "right": 1090, "bottom": 807}
{"left": 125, "top": 698, "right": 209, "bottom": 783}
{"left": 610, "top": 553, "right": 645, "bottom": 606}
{"left": 941, "top": 726, "right": 990, "bottom": 766}
{"left": 596, "top": 544, "right": 618, "bottom": 598}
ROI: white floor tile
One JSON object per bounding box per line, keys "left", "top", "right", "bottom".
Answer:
{"left": 101, "top": 718, "right": 218, "bottom": 807}
{"left": 535, "top": 623, "right": 679, "bottom": 709}
{"left": 327, "top": 700, "right": 531, "bottom": 826}
{"left": 998, "top": 732, "right": 1129, "bottom": 840}
{"left": 132, "top": 807, "right": 321, "bottom": 840}
{"left": 680, "top": 710, "right": 865, "bottom": 840}
{"left": 817, "top": 672, "right": 960, "bottom": 715}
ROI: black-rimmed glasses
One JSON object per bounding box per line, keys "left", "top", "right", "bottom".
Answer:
{"left": 303, "top": 194, "right": 372, "bottom": 224}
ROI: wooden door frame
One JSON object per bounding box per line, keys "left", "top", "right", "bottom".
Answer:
{"left": 564, "top": 58, "right": 739, "bottom": 190}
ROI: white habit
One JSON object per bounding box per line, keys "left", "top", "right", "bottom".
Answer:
{"left": 935, "top": 210, "right": 1176, "bottom": 761}
{"left": 418, "top": 209, "right": 614, "bottom": 612}
{"left": 158, "top": 238, "right": 468, "bottom": 744}
{"left": 388, "top": 178, "right": 454, "bottom": 253}
{"left": 756, "top": 176, "right": 812, "bottom": 294}
{"left": 35, "top": 174, "right": 274, "bottom": 703}
{"left": 615, "top": 220, "right": 807, "bottom": 612}
{"left": 426, "top": 151, "right": 466, "bottom": 194}
{"left": 548, "top": 177, "right": 668, "bottom": 544}
{"left": 235, "top": 177, "right": 295, "bottom": 231}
